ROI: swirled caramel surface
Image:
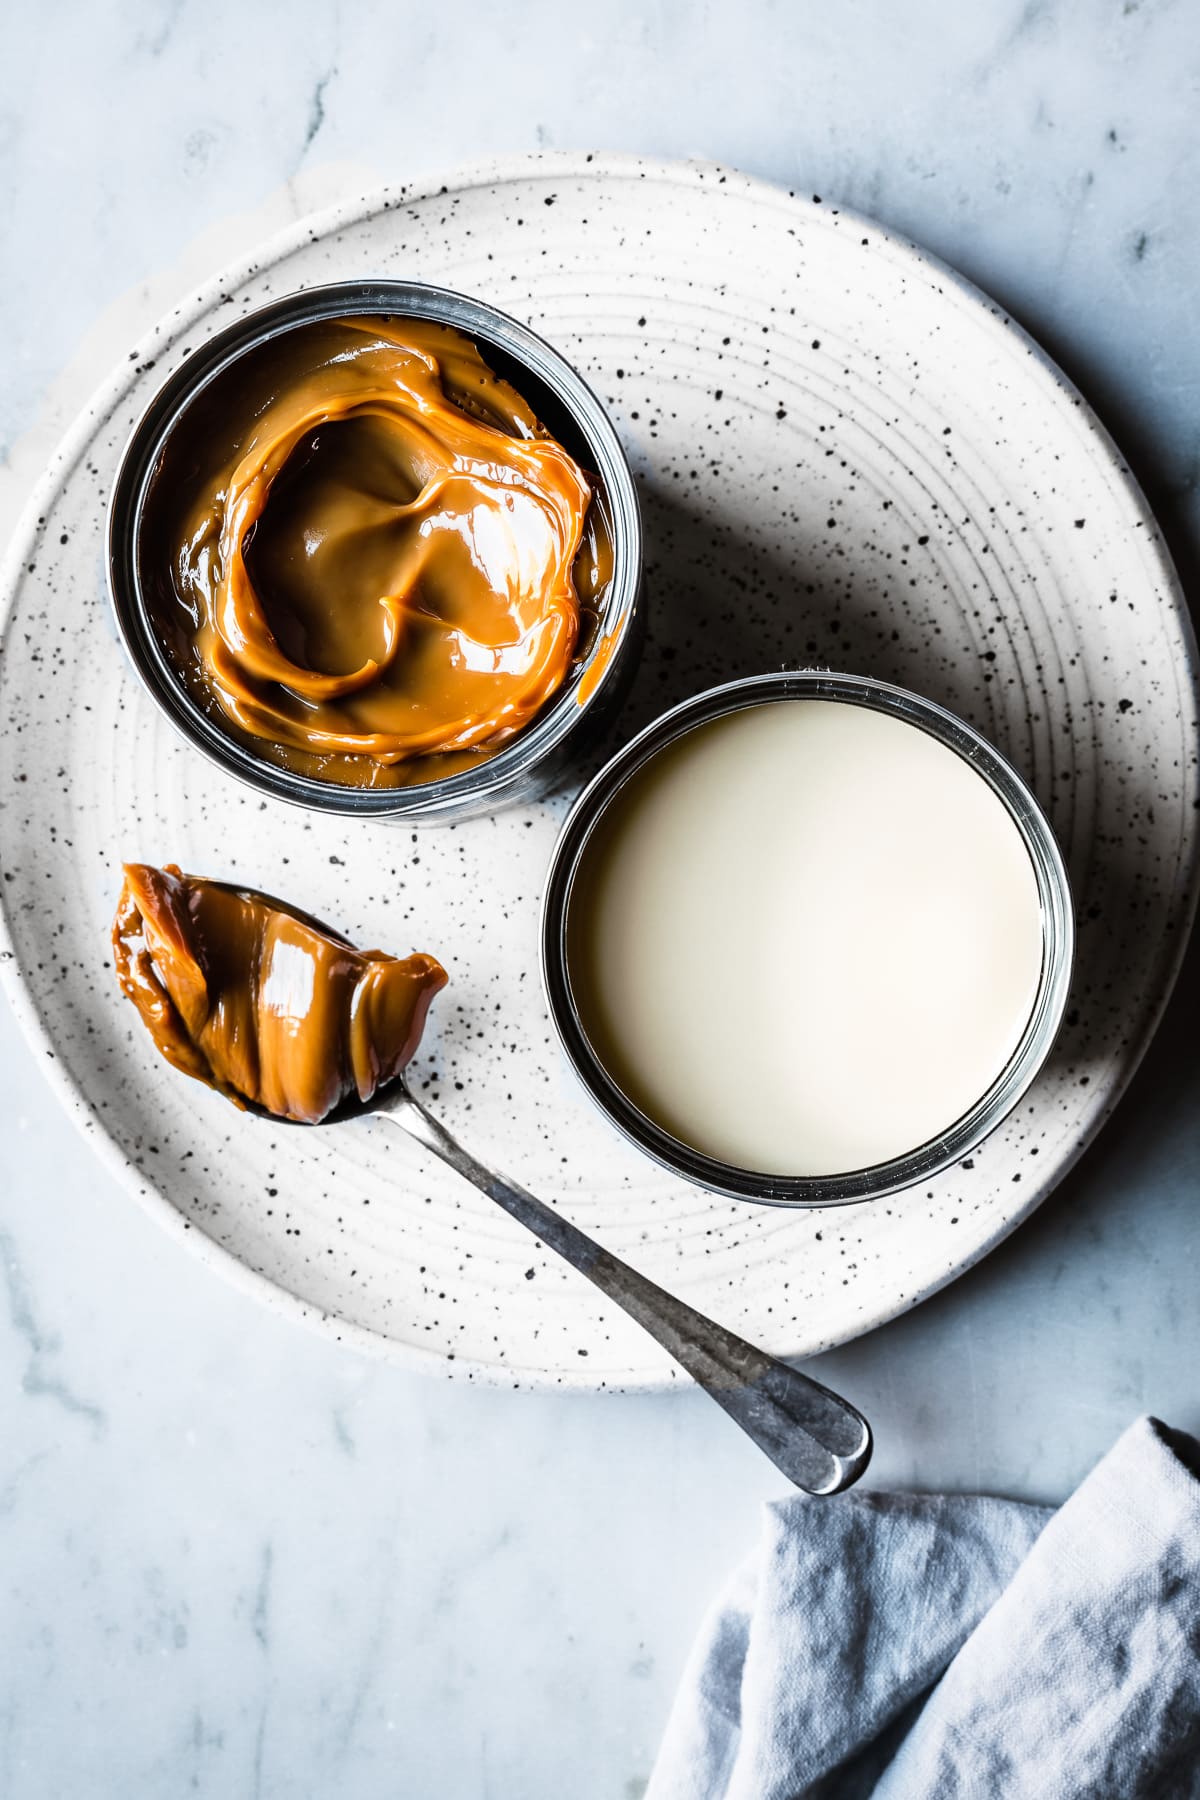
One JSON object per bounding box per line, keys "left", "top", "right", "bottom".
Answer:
{"left": 112, "top": 863, "right": 446, "bottom": 1123}
{"left": 141, "top": 317, "right": 614, "bottom": 786}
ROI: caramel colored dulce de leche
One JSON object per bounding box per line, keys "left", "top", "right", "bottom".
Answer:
{"left": 146, "top": 316, "right": 613, "bottom": 786}
{"left": 112, "top": 863, "right": 446, "bottom": 1123}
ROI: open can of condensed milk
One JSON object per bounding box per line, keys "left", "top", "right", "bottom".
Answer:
{"left": 541, "top": 670, "right": 1074, "bottom": 1207}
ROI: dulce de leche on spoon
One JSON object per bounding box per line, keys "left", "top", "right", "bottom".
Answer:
{"left": 109, "top": 862, "right": 871, "bottom": 1495}
{"left": 112, "top": 863, "right": 446, "bottom": 1124}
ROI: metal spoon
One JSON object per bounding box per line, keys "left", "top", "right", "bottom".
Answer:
{"left": 275, "top": 1072, "right": 872, "bottom": 1495}
{"left": 189, "top": 877, "right": 871, "bottom": 1495}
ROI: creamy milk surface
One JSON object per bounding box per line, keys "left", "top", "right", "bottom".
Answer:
{"left": 567, "top": 699, "right": 1045, "bottom": 1176}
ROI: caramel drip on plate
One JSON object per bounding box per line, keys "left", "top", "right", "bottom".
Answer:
{"left": 112, "top": 863, "right": 446, "bottom": 1124}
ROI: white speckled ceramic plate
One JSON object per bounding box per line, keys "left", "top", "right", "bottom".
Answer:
{"left": 2, "top": 154, "right": 1197, "bottom": 1389}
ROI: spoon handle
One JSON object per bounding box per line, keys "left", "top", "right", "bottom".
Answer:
{"left": 384, "top": 1088, "right": 871, "bottom": 1496}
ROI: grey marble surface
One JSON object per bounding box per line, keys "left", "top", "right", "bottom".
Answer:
{"left": 2, "top": 3, "right": 1198, "bottom": 1795}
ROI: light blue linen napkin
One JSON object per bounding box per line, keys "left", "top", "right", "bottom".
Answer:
{"left": 648, "top": 1416, "right": 1200, "bottom": 1799}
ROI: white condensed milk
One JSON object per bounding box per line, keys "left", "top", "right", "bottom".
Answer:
{"left": 566, "top": 699, "right": 1045, "bottom": 1176}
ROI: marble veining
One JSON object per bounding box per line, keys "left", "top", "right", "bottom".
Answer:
{"left": 2, "top": 3, "right": 1199, "bottom": 1797}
